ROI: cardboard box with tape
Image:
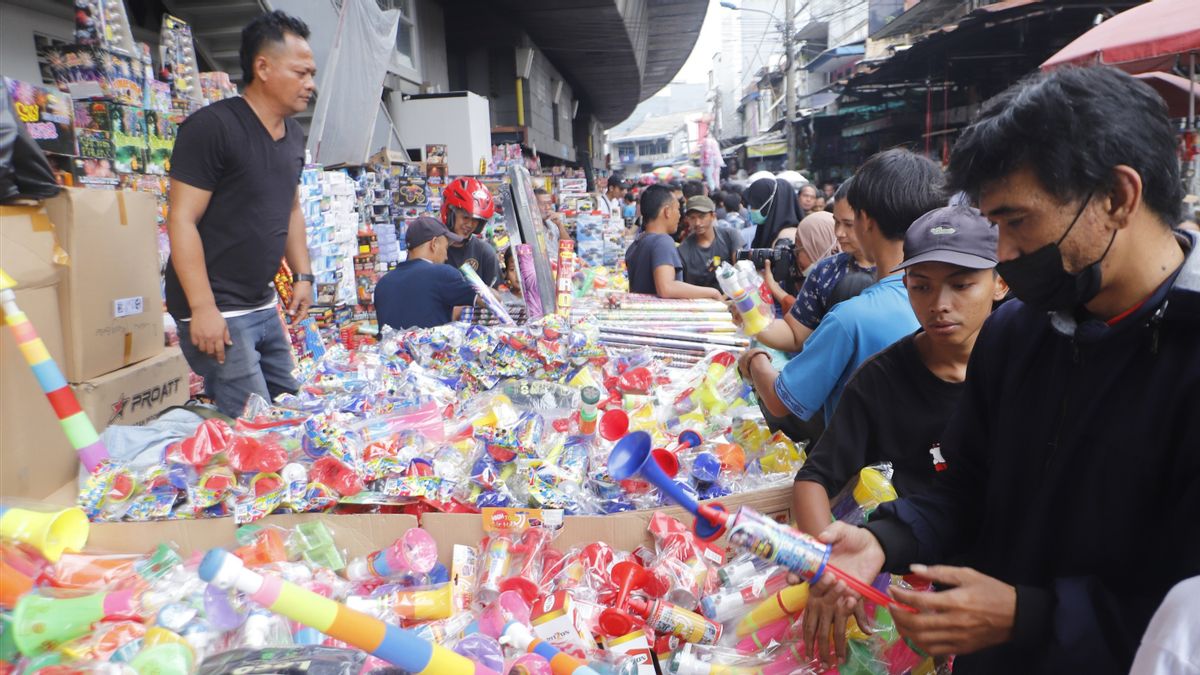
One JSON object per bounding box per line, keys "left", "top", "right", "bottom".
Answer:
{"left": 421, "top": 484, "right": 793, "bottom": 566}
{"left": 44, "top": 188, "right": 163, "bottom": 382}
{"left": 0, "top": 202, "right": 78, "bottom": 500}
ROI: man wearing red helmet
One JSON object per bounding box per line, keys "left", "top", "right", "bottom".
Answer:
{"left": 440, "top": 177, "right": 500, "bottom": 287}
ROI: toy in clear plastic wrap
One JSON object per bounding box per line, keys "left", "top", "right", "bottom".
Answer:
{"left": 1, "top": 270, "right": 110, "bottom": 473}
{"left": 461, "top": 263, "right": 515, "bottom": 325}
{"left": 11, "top": 587, "right": 138, "bottom": 656}
{"left": 830, "top": 464, "right": 899, "bottom": 525}
{"left": 345, "top": 527, "right": 438, "bottom": 581}
{"left": 198, "top": 548, "right": 500, "bottom": 674}
{"left": 0, "top": 505, "right": 89, "bottom": 564}
{"left": 607, "top": 431, "right": 915, "bottom": 614}
{"left": 715, "top": 262, "right": 771, "bottom": 336}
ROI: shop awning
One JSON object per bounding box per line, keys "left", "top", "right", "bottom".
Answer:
{"left": 745, "top": 131, "right": 786, "bottom": 158}
{"left": 805, "top": 43, "right": 865, "bottom": 74}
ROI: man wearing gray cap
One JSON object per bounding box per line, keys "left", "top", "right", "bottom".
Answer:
{"left": 678, "top": 195, "right": 745, "bottom": 289}
{"left": 374, "top": 216, "right": 478, "bottom": 331}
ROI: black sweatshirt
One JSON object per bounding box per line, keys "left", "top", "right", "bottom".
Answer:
{"left": 865, "top": 230, "right": 1200, "bottom": 674}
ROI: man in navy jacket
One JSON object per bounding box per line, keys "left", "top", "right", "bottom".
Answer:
{"left": 803, "top": 66, "right": 1200, "bottom": 674}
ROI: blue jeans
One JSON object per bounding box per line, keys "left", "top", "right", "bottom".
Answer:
{"left": 176, "top": 308, "right": 299, "bottom": 417}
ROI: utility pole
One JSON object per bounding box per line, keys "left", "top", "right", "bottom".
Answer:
{"left": 783, "top": 0, "right": 796, "bottom": 170}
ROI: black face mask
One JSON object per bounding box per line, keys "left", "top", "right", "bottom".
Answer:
{"left": 995, "top": 193, "right": 1116, "bottom": 312}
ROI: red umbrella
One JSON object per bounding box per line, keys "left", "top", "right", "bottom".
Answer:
{"left": 1133, "top": 71, "right": 1200, "bottom": 118}
{"left": 1041, "top": 0, "right": 1200, "bottom": 73}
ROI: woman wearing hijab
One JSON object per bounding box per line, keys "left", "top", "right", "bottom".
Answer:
{"left": 744, "top": 177, "right": 801, "bottom": 249}
{"left": 742, "top": 177, "right": 876, "bottom": 354}
{"left": 762, "top": 211, "right": 838, "bottom": 313}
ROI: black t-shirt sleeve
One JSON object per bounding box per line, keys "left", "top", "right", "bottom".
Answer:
{"left": 795, "top": 373, "right": 873, "bottom": 496}
{"left": 169, "top": 109, "right": 226, "bottom": 191}
{"left": 478, "top": 243, "right": 501, "bottom": 287}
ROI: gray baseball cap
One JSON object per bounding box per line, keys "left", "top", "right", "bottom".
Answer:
{"left": 893, "top": 205, "right": 998, "bottom": 272}
{"left": 685, "top": 195, "right": 716, "bottom": 213}
{"left": 407, "top": 216, "right": 464, "bottom": 248}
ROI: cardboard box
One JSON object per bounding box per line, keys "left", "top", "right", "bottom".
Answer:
{"left": 70, "top": 347, "right": 189, "bottom": 431}
{"left": 47, "top": 480, "right": 422, "bottom": 559}
{"left": 420, "top": 484, "right": 793, "bottom": 566}
{"left": 0, "top": 203, "right": 79, "bottom": 500}
{"left": 44, "top": 188, "right": 164, "bottom": 381}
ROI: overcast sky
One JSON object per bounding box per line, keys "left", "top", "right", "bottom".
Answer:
{"left": 674, "top": 0, "right": 723, "bottom": 84}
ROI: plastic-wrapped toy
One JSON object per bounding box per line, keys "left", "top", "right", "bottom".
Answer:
{"left": 345, "top": 527, "right": 438, "bottom": 581}
{"left": 716, "top": 263, "right": 770, "bottom": 336}
{"left": 198, "top": 548, "right": 499, "bottom": 674}
{"left": 0, "top": 504, "right": 89, "bottom": 563}
{"left": 608, "top": 431, "right": 914, "bottom": 614}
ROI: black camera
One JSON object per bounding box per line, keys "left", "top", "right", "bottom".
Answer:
{"left": 737, "top": 239, "right": 800, "bottom": 292}
{"left": 737, "top": 241, "right": 796, "bottom": 273}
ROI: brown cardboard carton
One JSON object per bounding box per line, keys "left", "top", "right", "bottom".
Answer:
{"left": 71, "top": 347, "right": 189, "bottom": 430}
{"left": 0, "top": 203, "right": 78, "bottom": 499}
{"left": 44, "top": 188, "right": 163, "bottom": 381}
{"left": 45, "top": 481, "right": 420, "bottom": 559}
{"left": 420, "top": 484, "right": 793, "bottom": 566}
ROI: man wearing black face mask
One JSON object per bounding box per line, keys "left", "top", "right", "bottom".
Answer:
{"left": 803, "top": 67, "right": 1200, "bottom": 674}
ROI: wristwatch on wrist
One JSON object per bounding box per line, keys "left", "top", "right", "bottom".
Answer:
{"left": 292, "top": 273, "right": 315, "bottom": 284}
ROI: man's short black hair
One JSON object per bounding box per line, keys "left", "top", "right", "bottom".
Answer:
{"left": 847, "top": 149, "right": 945, "bottom": 240}
{"left": 666, "top": 181, "right": 683, "bottom": 192}
{"left": 683, "top": 180, "right": 706, "bottom": 199}
{"left": 948, "top": 66, "right": 1181, "bottom": 226}
{"left": 721, "top": 191, "right": 741, "bottom": 212}
{"left": 640, "top": 184, "right": 674, "bottom": 223}
{"left": 534, "top": 187, "right": 549, "bottom": 196}
{"left": 240, "top": 10, "right": 310, "bottom": 86}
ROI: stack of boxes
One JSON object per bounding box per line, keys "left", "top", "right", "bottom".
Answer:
{"left": 300, "top": 168, "right": 361, "bottom": 327}
{"left": 0, "top": 191, "right": 191, "bottom": 500}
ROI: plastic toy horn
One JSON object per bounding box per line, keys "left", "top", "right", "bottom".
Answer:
{"left": 0, "top": 268, "right": 110, "bottom": 472}
{"left": 607, "top": 431, "right": 915, "bottom": 613}
{"left": 12, "top": 589, "right": 136, "bottom": 655}
{"left": 597, "top": 560, "right": 647, "bottom": 637}
{"left": 650, "top": 429, "right": 704, "bottom": 479}
{"left": 199, "top": 548, "right": 498, "bottom": 675}
{"left": 0, "top": 505, "right": 89, "bottom": 563}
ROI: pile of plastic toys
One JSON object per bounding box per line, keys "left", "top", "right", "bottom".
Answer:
{"left": 2, "top": 464, "right": 945, "bottom": 675}
{"left": 76, "top": 317, "right": 807, "bottom": 525}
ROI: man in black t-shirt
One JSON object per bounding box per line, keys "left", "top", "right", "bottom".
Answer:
{"left": 164, "top": 11, "right": 315, "bottom": 417}
{"left": 677, "top": 195, "right": 744, "bottom": 289}
{"left": 792, "top": 205, "right": 1007, "bottom": 537}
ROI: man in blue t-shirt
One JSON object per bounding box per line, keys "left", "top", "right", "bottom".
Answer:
{"left": 375, "top": 217, "right": 478, "bottom": 331}
{"left": 624, "top": 185, "right": 722, "bottom": 299}
{"left": 738, "top": 149, "right": 945, "bottom": 426}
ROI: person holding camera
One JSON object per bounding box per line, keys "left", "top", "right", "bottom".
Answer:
{"left": 739, "top": 148, "right": 944, "bottom": 430}
{"left": 678, "top": 195, "right": 745, "bottom": 290}
{"left": 759, "top": 210, "right": 839, "bottom": 314}
{"left": 749, "top": 179, "right": 878, "bottom": 352}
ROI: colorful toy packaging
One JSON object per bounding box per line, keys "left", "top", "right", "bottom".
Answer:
{"left": 0, "top": 489, "right": 941, "bottom": 674}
